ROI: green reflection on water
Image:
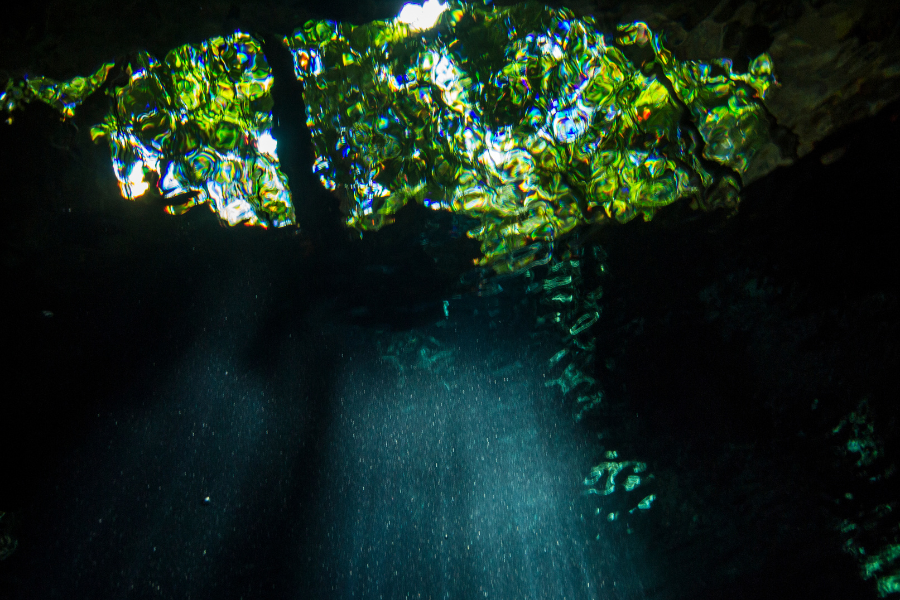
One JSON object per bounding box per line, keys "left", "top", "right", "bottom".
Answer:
{"left": 285, "top": 1, "right": 776, "bottom": 271}
{"left": 2, "top": 2, "right": 776, "bottom": 265}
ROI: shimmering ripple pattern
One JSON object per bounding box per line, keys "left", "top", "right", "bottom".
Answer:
{"left": 90, "top": 32, "right": 294, "bottom": 228}
{"left": 1, "top": 32, "right": 294, "bottom": 229}
{"left": 285, "top": 2, "right": 776, "bottom": 271}
{"left": 2, "top": 2, "right": 775, "bottom": 262}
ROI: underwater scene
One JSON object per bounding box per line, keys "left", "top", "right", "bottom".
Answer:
{"left": 1, "top": 0, "right": 898, "bottom": 598}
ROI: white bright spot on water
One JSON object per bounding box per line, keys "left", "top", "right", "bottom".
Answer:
{"left": 397, "top": 0, "right": 448, "bottom": 31}
{"left": 126, "top": 162, "right": 149, "bottom": 198}
{"left": 257, "top": 131, "right": 278, "bottom": 156}
{"left": 431, "top": 54, "right": 459, "bottom": 90}
{"left": 223, "top": 199, "right": 255, "bottom": 225}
